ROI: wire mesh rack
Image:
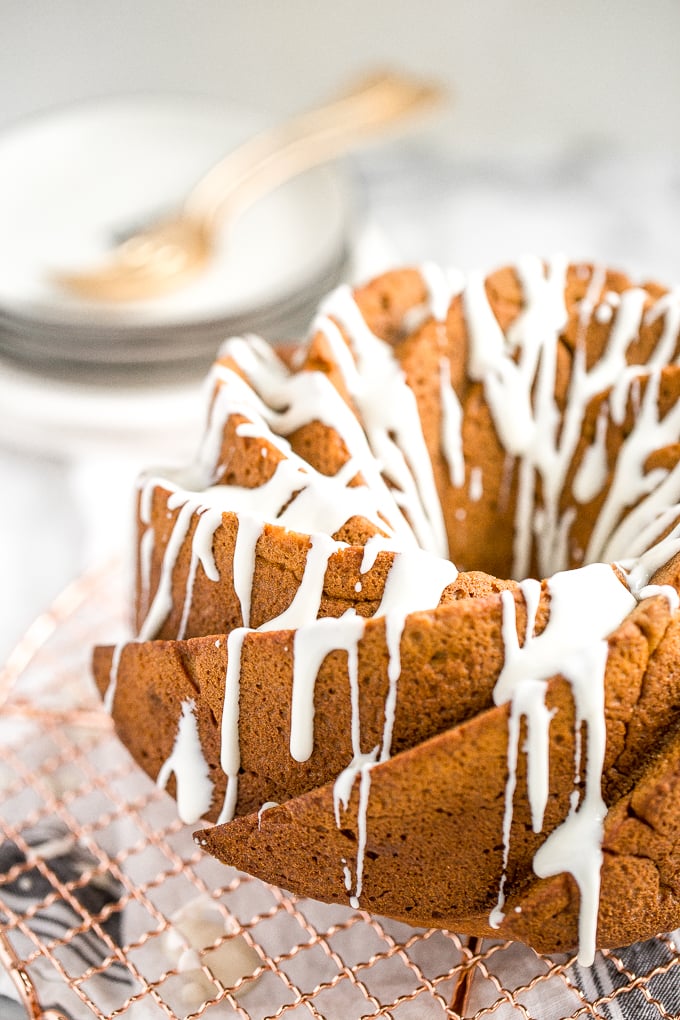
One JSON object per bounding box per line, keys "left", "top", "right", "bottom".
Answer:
{"left": 1, "top": 563, "right": 680, "bottom": 1020}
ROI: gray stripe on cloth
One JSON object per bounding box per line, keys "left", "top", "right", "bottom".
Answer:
{"left": 572, "top": 930, "right": 680, "bottom": 1019}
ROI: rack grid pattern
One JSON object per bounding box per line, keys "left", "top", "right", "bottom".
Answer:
{"left": 0, "top": 564, "right": 677, "bottom": 1019}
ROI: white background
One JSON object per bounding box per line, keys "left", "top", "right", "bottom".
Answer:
{"left": 3, "top": 0, "right": 680, "bottom": 157}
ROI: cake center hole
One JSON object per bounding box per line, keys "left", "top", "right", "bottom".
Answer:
{"left": 445, "top": 483, "right": 605, "bottom": 583}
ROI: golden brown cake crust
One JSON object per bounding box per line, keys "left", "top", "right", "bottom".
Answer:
{"left": 196, "top": 597, "right": 680, "bottom": 951}
{"left": 95, "top": 259, "right": 680, "bottom": 958}
{"left": 95, "top": 576, "right": 522, "bottom": 819}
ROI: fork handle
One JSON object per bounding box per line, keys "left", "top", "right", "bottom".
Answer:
{"left": 184, "top": 71, "right": 442, "bottom": 232}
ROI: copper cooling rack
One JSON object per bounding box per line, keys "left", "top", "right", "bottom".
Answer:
{"left": 1, "top": 564, "right": 679, "bottom": 1019}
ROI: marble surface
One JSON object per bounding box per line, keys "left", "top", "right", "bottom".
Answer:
{"left": 3, "top": 139, "right": 680, "bottom": 663}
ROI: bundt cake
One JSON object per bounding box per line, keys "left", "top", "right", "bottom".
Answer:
{"left": 93, "top": 257, "right": 680, "bottom": 966}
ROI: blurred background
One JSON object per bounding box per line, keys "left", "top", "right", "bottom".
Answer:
{"left": 2, "top": 0, "right": 680, "bottom": 659}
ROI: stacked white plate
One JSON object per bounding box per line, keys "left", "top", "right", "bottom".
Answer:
{"left": 0, "top": 95, "right": 355, "bottom": 455}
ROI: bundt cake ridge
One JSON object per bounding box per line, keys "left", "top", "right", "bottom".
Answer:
{"left": 94, "top": 258, "right": 680, "bottom": 964}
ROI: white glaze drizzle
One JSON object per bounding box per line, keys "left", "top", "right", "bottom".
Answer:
{"left": 103, "top": 642, "right": 125, "bottom": 713}
{"left": 577, "top": 265, "right": 608, "bottom": 330}
{"left": 490, "top": 564, "right": 636, "bottom": 965}
{"left": 218, "top": 532, "right": 453, "bottom": 821}
{"left": 439, "top": 357, "right": 465, "bottom": 488}
{"left": 348, "top": 762, "right": 373, "bottom": 909}
{"left": 257, "top": 802, "right": 279, "bottom": 829}
{"left": 572, "top": 402, "right": 610, "bottom": 505}
{"left": 137, "top": 449, "right": 397, "bottom": 642}
{"left": 331, "top": 603, "right": 376, "bottom": 883}
{"left": 617, "top": 510, "right": 680, "bottom": 598}
{"left": 464, "top": 256, "right": 569, "bottom": 576}
{"left": 420, "top": 261, "right": 464, "bottom": 323}
{"left": 260, "top": 533, "right": 341, "bottom": 632}
{"left": 138, "top": 496, "right": 196, "bottom": 640}
{"left": 136, "top": 324, "right": 453, "bottom": 826}
{"left": 232, "top": 516, "right": 264, "bottom": 629}
{"left": 333, "top": 748, "right": 379, "bottom": 908}
{"left": 324, "top": 546, "right": 456, "bottom": 905}
{"left": 593, "top": 286, "right": 621, "bottom": 325}
{"left": 212, "top": 338, "right": 417, "bottom": 546}
{"left": 315, "top": 286, "right": 449, "bottom": 557}
{"left": 177, "top": 505, "right": 224, "bottom": 640}
{"left": 360, "top": 534, "right": 394, "bottom": 574}
{"left": 469, "top": 466, "right": 483, "bottom": 503}
{"left": 328, "top": 546, "right": 457, "bottom": 906}
{"left": 138, "top": 524, "right": 155, "bottom": 621}
{"left": 461, "top": 259, "right": 680, "bottom": 582}
{"left": 636, "top": 583, "right": 680, "bottom": 610}
{"left": 290, "top": 611, "right": 365, "bottom": 763}
{"left": 218, "top": 627, "right": 247, "bottom": 825}
{"left": 590, "top": 371, "right": 680, "bottom": 564}
{"left": 135, "top": 328, "right": 428, "bottom": 640}
{"left": 157, "top": 699, "right": 214, "bottom": 825}
{"left": 375, "top": 550, "right": 458, "bottom": 761}
{"left": 291, "top": 547, "right": 457, "bottom": 770}
{"left": 219, "top": 532, "right": 342, "bottom": 821}
{"left": 595, "top": 303, "right": 613, "bottom": 325}
{"left": 132, "top": 260, "right": 680, "bottom": 963}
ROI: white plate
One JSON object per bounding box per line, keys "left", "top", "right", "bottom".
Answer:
{"left": 0, "top": 95, "right": 352, "bottom": 329}
{"left": 0, "top": 353, "right": 204, "bottom": 460}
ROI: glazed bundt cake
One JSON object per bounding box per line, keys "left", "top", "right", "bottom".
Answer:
{"left": 93, "top": 257, "right": 680, "bottom": 965}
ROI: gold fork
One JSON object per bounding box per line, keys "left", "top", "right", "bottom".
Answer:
{"left": 54, "top": 71, "right": 442, "bottom": 303}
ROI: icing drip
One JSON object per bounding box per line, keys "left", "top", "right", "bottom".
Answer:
{"left": 572, "top": 403, "right": 609, "bottom": 505}
{"left": 462, "top": 260, "right": 680, "bottom": 579}
{"left": 316, "top": 286, "right": 448, "bottom": 557}
{"left": 419, "top": 261, "right": 464, "bottom": 323}
{"left": 591, "top": 370, "right": 680, "bottom": 563}
{"left": 359, "top": 534, "right": 395, "bottom": 574}
{"left": 138, "top": 524, "right": 155, "bottom": 621}
{"left": 288, "top": 545, "right": 456, "bottom": 771}
{"left": 103, "top": 642, "right": 124, "bottom": 713}
{"left": 259, "top": 533, "right": 340, "bottom": 632}
{"left": 636, "top": 584, "right": 680, "bottom": 610}
{"left": 137, "top": 444, "right": 398, "bottom": 641}
{"left": 146, "top": 338, "right": 457, "bottom": 823}
{"left": 331, "top": 566, "right": 380, "bottom": 905}
{"left": 464, "top": 256, "right": 569, "bottom": 576}
{"left": 464, "top": 260, "right": 559, "bottom": 459}
{"left": 219, "top": 532, "right": 341, "bottom": 821}
{"left": 177, "top": 506, "right": 224, "bottom": 640}
{"left": 617, "top": 511, "right": 680, "bottom": 600}
{"left": 218, "top": 628, "right": 247, "bottom": 825}
{"left": 439, "top": 359, "right": 465, "bottom": 488}
{"left": 577, "top": 266, "right": 608, "bottom": 328}
{"left": 138, "top": 497, "right": 196, "bottom": 640}
{"left": 257, "top": 802, "right": 279, "bottom": 829}
{"left": 330, "top": 548, "right": 457, "bottom": 906}
{"left": 211, "top": 342, "right": 417, "bottom": 545}
{"left": 132, "top": 260, "right": 680, "bottom": 962}
{"left": 595, "top": 297, "right": 616, "bottom": 324}
{"left": 598, "top": 305, "right": 613, "bottom": 324}
{"left": 232, "top": 516, "right": 264, "bottom": 629}
{"left": 219, "top": 533, "right": 452, "bottom": 822}
{"left": 136, "top": 324, "right": 429, "bottom": 640}
{"left": 593, "top": 289, "right": 649, "bottom": 423}
{"left": 348, "top": 763, "right": 373, "bottom": 909}
{"left": 491, "top": 564, "right": 636, "bottom": 966}
{"left": 469, "top": 466, "right": 483, "bottom": 503}
{"left": 375, "top": 550, "right": 458, "bottom": 761}
{"left": 290, "top": 611, "right": 365, "bottom": 763}
{"left": 157, "top": 700, "right": 214, "bottom": 825}
{"left": 333, "top": 749, "right": 379, "bottom": 908}
{"left": 532, "top": 634, "right": 608, "bottom": 970}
